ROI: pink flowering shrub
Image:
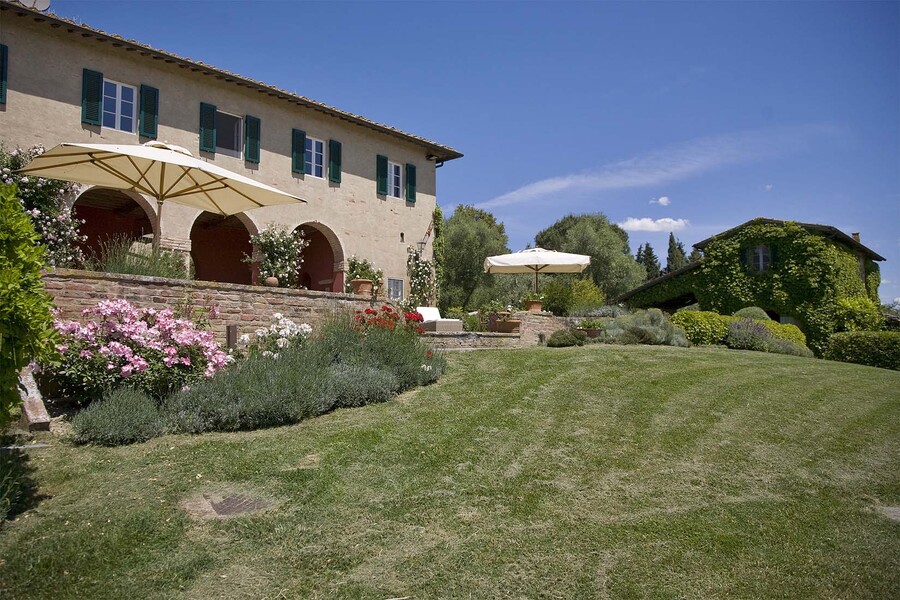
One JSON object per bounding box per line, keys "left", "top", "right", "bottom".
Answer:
{"left": 52, "top": 299, "right": 233, "bottom": 402}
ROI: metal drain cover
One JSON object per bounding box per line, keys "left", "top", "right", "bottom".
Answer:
{"left": 208, "top": 494, "right": 270, "bottom": 516}
{"left": 181, "top": 490, "right": 275, "bottom": 520}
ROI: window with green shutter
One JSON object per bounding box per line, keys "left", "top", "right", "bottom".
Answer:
{"left": 291, "top": 129, "right": 306, "bottom": 174}
{"left": 199, "top": 102, "right": 216, "bottom": 153}
{"left": 328, "top": 139, "right": 342, "bottom": 184}
{"left": 405, "top": 163, "right": 417, "bottom": 202}
{"left": 81, "top": 68, "right": 103, "bottom": 125}
{"left": 376, "top": 154, "right": 388, "bottom": 195}
{"left": 245, "top": 115, "right": 261, "bottom": 163}
{"left": 0, "top": 45, "right": 8, "bottom": 106}
{"left": 138, "top": 84, "right": 159, "bottom": 139}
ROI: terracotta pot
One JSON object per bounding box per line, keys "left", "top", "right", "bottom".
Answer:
{"left": 263, "top": 276, "right": 279, "bottom": 287}
{"left": 578, "top": 327, "right": 601, "bottom": 338}
{"left": 493, "top": 319, "right": 522, "bottom": 334}
{"left": 524, "top": 300, "right": 543, "bottom": 312}
{"left": 350, "top": 278, "right": 373, "bottom": 296}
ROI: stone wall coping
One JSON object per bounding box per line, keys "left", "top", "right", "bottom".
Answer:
{"left": 44, "top": 268, "right": 367, "bottom": 302}
{"left": 422, "top": 331, "right": 520, "bottom": 339}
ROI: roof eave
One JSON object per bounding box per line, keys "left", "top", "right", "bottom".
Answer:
{"left": 0, "top": 1, "right": 463, "bottom": 162}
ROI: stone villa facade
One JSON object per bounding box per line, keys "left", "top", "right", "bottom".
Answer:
{"left": 0, "top": 1, "right": 462, "bottom": 297}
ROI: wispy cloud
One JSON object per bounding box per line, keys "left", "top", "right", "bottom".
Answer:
{"left": 478, "top": 124, "right": 838, "bottom": 210}
{"left": 650, "top": 196, "right": 671, "bottom": 206}
{"left": 619, "top": 217, "right": 689, "bottom": 232}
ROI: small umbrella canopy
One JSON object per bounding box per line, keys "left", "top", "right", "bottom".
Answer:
{"left": 484, "top": 247, "right": 591, "bottom": 292}
{"left": 17, "top": 141, "right": 305, "bottom": 248}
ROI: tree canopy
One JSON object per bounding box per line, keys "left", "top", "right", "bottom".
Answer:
{"left": 439, "top": 205, "right": 509, "bottom": 310}
{"left": 534, "top": 213, "right": 645, "bottom": 299}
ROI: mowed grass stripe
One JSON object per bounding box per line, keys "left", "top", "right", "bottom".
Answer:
{"left": 0, "top": 344, "right": 898, "bottom": 599}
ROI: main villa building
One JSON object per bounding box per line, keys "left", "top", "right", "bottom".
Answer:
{"left": 0, "top": 0, "right": 462, "bottom": 297}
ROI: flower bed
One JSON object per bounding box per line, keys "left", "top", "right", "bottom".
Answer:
{"left": 52, "top": 299, "right": 232, "bottom": 402}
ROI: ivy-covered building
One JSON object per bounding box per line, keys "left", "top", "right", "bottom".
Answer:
{"left": 618, "top": 218, "right": 885, "bottom": 352}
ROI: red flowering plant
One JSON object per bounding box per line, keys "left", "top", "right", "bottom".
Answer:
{"left": 354, "top": 305, "right": 424, "bottom": 335}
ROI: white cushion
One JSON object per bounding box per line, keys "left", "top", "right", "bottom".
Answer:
{"left": 416, "top": 306, "right": 442, "bottom": 322}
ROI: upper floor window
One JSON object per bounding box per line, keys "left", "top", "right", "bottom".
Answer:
{"left": 387, "top": 278, "right": 404, "bottom": 301}
{"left": 305, "top": 137, "right": 325, "bottom": 178}
{"left": 748, "top": 245, "right": 771, "bottom": 273}
{"left": 102, "top": 80, "right": 136, "bottom": 133}
{"left": 215, "top": 110, "right": 243, "bottom": 158}
{"left": 388, "top": 162, "right": 402, "bottom": 198}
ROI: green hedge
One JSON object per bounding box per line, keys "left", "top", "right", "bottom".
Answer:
{"left": 0, "top": 184, "right": 56, "bottom": 426}
{"left": 759, "top": 320, "right": 807, "bottom": 347}
{"left": 824, "top": 331, "right": 900, "bottom": 371}
{"left": 671, "top": 311, "right": 730, "bottom": 346}
{"left": 733, "top": 306, "right": 771, "bottom": 320}
{"left": 673, "top": 310, "right": 807, "bottom": 348}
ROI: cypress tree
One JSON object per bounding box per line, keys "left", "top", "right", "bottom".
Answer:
{"left": 643, "top": 243, "right": 662, "bottom": 279}
{"left": 666, "top": 232, "right": 688, "bottom": 273}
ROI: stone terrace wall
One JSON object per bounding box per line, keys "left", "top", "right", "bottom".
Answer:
{"left": 423, "top": 332, "right": 521, "bottom": 351}
{"left": 42, "top": 270, "right": 574, "bottom": 349}
{"left": 517, "top": 311, "right": 570, "bottom": 346}
{"left": 42, "top": 269, "right": 373, "bottom": 343}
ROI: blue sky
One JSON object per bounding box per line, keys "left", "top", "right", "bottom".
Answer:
{"left": 52, "top": 1, "right": 900, "bottom": 301}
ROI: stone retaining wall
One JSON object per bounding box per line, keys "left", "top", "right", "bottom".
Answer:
{"left": 42, "top": 269, "right": 372, "bottom": 343}
{"left": 42, "top": 270, "right": 574, "bottom": 350}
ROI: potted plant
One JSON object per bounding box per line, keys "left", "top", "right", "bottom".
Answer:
{"left": 482, "top": 300, "right": 521, "bottom": 333}
{"left": 522, "top": 291, "right": 544, "bottom": 312}
{"left": 244, "top": 225, "right": 309, "bottom": 288}
{"left": 345, "top": 256, "right": 383, "bottom": 298}
{"left": 576, "top": 318, "right": 604, "bottom": 338}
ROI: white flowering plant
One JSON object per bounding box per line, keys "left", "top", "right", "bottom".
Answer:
{"left": 244, "top": 225, "right": 309, "bottom": 287}
{"left": 1, "top": 145, "right": 87, "bottom": 268}
{"left": 235, "top": 313, "right": 313, "bottom": 360}
{"left": 407, "top": 251, "right": 434, "bottom": 307}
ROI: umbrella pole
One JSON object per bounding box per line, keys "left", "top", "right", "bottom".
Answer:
{"left": 534, "top": 270, "right": 538, "bottom": 293}
{"left": 154, "top": 197, "right": 164, "bottom": 254}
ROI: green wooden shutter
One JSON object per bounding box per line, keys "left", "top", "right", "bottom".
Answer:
{"left": 376, "top": 154, "right": 388, "bottom": 195}
{"left": 405, "top": 163, "right": 417, "bottom": 202}
{"left": 245, "top": 115, "right": 261, "bottom": 163}
{"left": 740, "top": 247, "right": 750, "bottom": 271}
{"left": 138, "top": 84, "right": 159, "bottom": 139}
{"left": 769, "top": 245, "right": 778, "bottom": 270}
{"left": 328, "top": 139, "right": 342, "bottom": 183}
{"left": 0, "top": 45, "right": 8, "bottom": 106}
{"left": 81, "top": 68, "right": 103, "bottom": 125}
{"left": 291, "top": 129, "right": 306, "bottom": 175}
{"left": 199, "top": 102, "right": 216, "bottom": 153}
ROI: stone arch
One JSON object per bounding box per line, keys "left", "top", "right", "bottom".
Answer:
{"left": 189, "top": 211, "right": 254, "bottom": 285}
{"left": 295, "top": 221, "right": 346, "bottom": 293}
{"left": 71, "top": 186, "right": 156, "bottom": 260}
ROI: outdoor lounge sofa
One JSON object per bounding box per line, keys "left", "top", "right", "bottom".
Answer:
{"left": 416, "top": 307, "right": 464, "bottom": 333}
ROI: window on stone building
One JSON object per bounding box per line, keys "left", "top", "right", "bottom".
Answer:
{"left": 387, "top": 278, "right": 404, "bottom": 301}
{"left": 102, "top": 79, "right": 137, "bottom": 133}
{"left": 305, "top": 137, "right": 325, "bottom": 178}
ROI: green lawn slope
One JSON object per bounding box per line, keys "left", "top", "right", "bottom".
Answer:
{"left": 1, "top": 345, "right": 898, "bottom": 599}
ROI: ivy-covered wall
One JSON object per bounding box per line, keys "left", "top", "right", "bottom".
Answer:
{"left": 625, "top": 222, "right": 882, "bottom": 354}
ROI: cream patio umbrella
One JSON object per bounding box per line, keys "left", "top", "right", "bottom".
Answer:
{"left": 484, "top": 247, "right": 591, "bottom": 292}
{"left": 17, "top": 141, "right": 305, "bottom": 249}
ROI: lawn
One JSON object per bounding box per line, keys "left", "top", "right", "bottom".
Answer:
{"left": 1, "top": 345, "right": 898, "bottom": 599}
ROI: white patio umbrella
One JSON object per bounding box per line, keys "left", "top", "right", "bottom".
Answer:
{"left": 16, "top": 141, "right": 305, "bottom": 249}
{"left": 484, "top": 247, "right": 591, "bottom": 292}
